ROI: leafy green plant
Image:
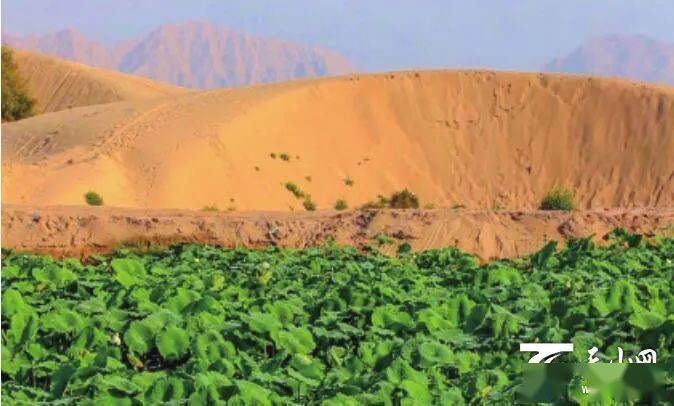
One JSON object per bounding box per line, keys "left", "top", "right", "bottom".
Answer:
{"left": 375, "top": 233, "right": 394, "bottom": 245}
{"left": 540, "top": 187, "right": 575, "bottom": 211}
{"left": 389, "top": 189, "right": 419, "bottom": 209}
{"left": 285, "top": 182, "right": 305, "bottom": 199}
{"left": 1, "top": 47, "right": 35, "bottom": 121}
{"left": 1, "top": 231, "right": 671, "bottom": 404}
{"left": 84, "top": 191, "right": 104, "bottom": 206}
{"left": 334, "top": 199, "right": 348, "bottom": 211}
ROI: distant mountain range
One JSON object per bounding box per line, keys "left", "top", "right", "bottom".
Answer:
{"left": 3, "top": 22, "right": 354, "bottom": 89}
{"left": 544, "top": 35, "right": 674, "bottom": 86}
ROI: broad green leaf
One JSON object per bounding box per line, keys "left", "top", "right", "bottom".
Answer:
{"left": 322, "top": 393, "right": 361, "bottom": 406}
{"left": 50, "top": 363, "right": 76, "bottom": 397}
{"left": 234, "top": 380, "right": 272, "bottom": 406}
{"left": 290, "top": 354, "right": 325, "bottom": 383}
{"left": 400, "top": 379, "right": 431, "bottom": 403}
{"left": 99, "top": 375, "right": 140, "bottom": 395}
{"left": 628, "top": 311, "right": 665, "bottom": 330}
{"left": 41, "top": 310, "right": 86, "bottom": 334}
{"left": 417, "top": 341, "right": 452, "bottom": 367}
{"left": 111, "top": 258, "right": 145, "bottom": 288}
{"left": 156, "top": 326, "right": 190, "bottom": 360}
{"left": 124, "top": 321, "right": 155, "bottom": 355}
{"left": 274, "top": 327, "right": 315, "bottom": 354}
{"left": 145, "top": 377, "right": 185, "bottom": 404}
{"left": 10, "top": 312, "right": 38, "bottom": 346}
{"left": 32, "top": 264, "right": 75, "bottom": 286}
{"left": 2, "top": 289, "right": 28, "bottom": 317}
{"left": 245, "top": 312, "right": 282, "bottom": 334}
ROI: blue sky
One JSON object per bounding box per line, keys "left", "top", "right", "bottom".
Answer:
{"left": 3, "top": 0, "right": 674, "bottom": 71}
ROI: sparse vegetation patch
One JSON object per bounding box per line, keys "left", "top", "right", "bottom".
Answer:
{"left": 1, "top": 47, "right": 35, "bottom": 121}
{"left": 303, "top": 197, "right": 316, "bottom": 211}
{"left": 285, "top": 182, "right": 305, "bottom": 199}
{"left": 389, "top": 189, "right": 419, "bottom": 209}
{"left": 540, "top": 187, "right": 575, "bottom": 211}
{"left": 334, "top": 199, "right": 348, "bottom": 211}
{"left": 361, "top": 194, "right": 390, "bottom": 210}
{"left": 84, "top": 191, "right": 104, "bottom": 206}
{"left": 361, "top": 189, "right": 420, "bottom": 210}
{"left": 375, "top": 233, "right": 394, "bottom": 245}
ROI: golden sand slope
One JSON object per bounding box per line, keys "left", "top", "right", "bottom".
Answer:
{"left": 12, "top": 49, "right": 188, "bottom": 113}
{"left": 3, "top": 70, "right": 674, "bottom": 210}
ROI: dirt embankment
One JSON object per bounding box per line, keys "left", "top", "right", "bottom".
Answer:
{"left": 3, "top": 206, "right": 672, "bottom": 260}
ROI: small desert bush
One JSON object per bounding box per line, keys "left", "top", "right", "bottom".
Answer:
{"left": 285, "top": 182, "right": 305, "bottom": 199}
{"left": 270, "top": 153, "right": 277, "bottom": 159}
{"left": 279, "top": 153, "right": 290, "bottom": 161}
{"left": 84, "top": 191, "right": 104, "bottom": 206}
{"left": 361, "top": 195, "right": 390, "bottom": 210}
{"left": 303, "top": 198, "right": 316, "bottom": 211}
{"left": 540, "top": 187, "right": 575, "bottom": 211}
{"left": 201, "top": 205, "right": 218, "bottom": 212}
{"left": 2, "top": 47, "right": 35, "bottom": 121}
{"left": 389, "top": 189, "right": 419, "bottom": 209}
{"left": 334, "top": 199, "right": 348, "bottom": 211}
{"left": 344, "top": 177, "right": 354, "bottom": 187}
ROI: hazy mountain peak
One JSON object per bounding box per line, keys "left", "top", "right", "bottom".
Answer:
{"left": 3, "top": 22, "right": 354, "bottom": 88}
{"left": 545, "top": 34, "right": 674, "bottom": 85}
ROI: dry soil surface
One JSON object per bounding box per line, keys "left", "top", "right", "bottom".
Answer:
{"left": 3, "top": 205, "right": 673, "bottom": 260}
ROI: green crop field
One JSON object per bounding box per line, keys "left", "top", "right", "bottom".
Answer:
{"left": 1, "top": 230, "right": 672, "bottom": 404}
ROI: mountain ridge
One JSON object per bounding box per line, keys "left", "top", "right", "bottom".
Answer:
{"left": 544, "top": 34, "right": 674, "bottom": 85}
{"left": 3, "top": 22, "right": 354, "bottom": 89}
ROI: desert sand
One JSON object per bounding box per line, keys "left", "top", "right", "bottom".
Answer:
{"left": 4, "top": 69, "right": 674, "bottom": 211}
{"left": 3, "top": 205, "right": 672, "bottom": 260}
{"left": 11, "top": 49, "right": 188, "bottom": 113}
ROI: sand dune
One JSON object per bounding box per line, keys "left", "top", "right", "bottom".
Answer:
{"left": 3, "top": 70, "right": 674, "bottom": 210}
{"left": 11, "top": 49, "right": 188, "bottom": 113}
